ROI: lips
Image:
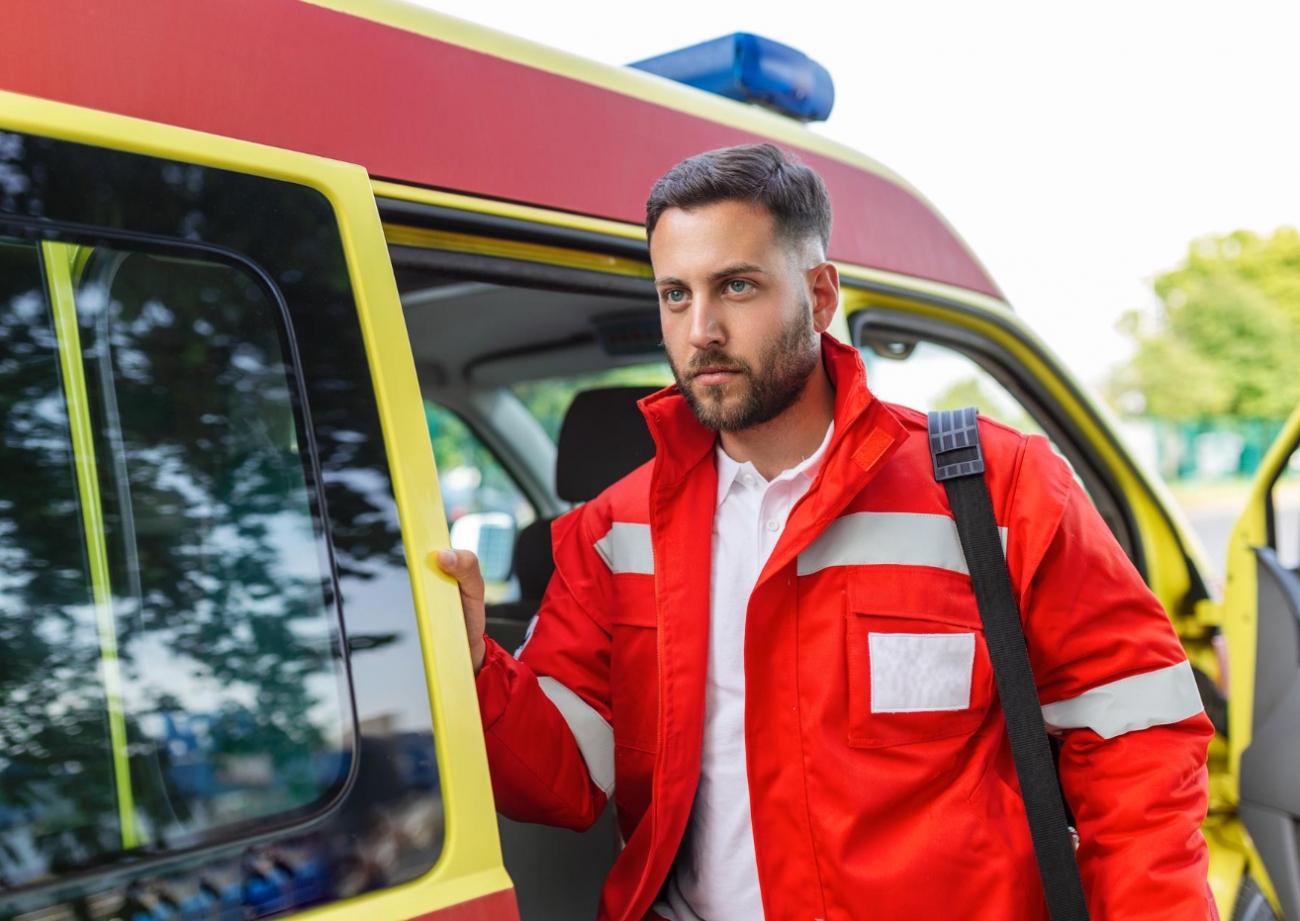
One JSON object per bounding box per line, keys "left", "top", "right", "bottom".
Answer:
{"left": 692, "top": 366, "right": 741, "bottom": 386}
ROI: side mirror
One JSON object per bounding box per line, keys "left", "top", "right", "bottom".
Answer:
{"left": 449, "top": 512, "right": 516, "bottom": 584}
{"left": 861, "top": 331, "right": 918, "bottom": 362}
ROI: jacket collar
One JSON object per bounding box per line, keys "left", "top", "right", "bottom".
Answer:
{"left": 626, "top": 334, "right": 908, "bottom": 919}
{"left": 714, "top": 420, "right": 835, "bottom": 508}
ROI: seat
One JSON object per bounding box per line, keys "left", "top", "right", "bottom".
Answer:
{"left": 483, "top": 518, "right": 553, "bottom": 654}
{"left": 483, "top": 385, "right": 659, "bottom": 650}
{"left": 554, "top": 385, "right": 660, "bottom": 505}
{"left": 487, "top": 385, "right": 659, "bottom": 921}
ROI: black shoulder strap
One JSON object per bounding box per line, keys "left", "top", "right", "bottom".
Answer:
{"left": 928, "top": 407, "right": 1091, "bottom": 921}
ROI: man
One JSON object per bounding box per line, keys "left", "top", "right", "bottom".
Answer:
{"left": 438, "top": 144, "right": 1216, "bottom": 920}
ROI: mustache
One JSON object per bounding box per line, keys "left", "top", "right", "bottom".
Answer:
{"left": 685, "top": 349, "right": 750, "bottom": 377}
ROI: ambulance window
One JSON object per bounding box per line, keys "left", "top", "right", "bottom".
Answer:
{"left": 0, "top": 237, "right": 352, "bottom": 886}
{"left": 858, "top": 338, "right": 1047, "bottom": 436}
{"left": 511, "top": 362, "right": 674, "bottom": 443}
{"left": 427, "top": 401, "right": 535, "bottom": 600}
{"left": 857, "top": 333, "right": 1133, "bottom": 555}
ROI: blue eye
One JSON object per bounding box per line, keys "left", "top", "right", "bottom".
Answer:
{"left": 728, "top": 279, "right": 750, "bottom": 293}
{"left": 665, "top": 289, "right": 686, "bottom": 303}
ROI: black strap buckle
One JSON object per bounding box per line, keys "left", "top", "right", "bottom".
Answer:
{"left": 927, "top": 407, "right": 985, "bottom": 482}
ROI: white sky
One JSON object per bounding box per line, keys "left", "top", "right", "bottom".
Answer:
{"left": 413, "top": 0, "right": 1300, "bottom": 390}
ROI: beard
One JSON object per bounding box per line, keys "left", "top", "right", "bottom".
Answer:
{"left": 670, "top": 300, "right": 820, "bottom": 433}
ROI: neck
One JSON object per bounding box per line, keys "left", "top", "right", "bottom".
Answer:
{"left": 718, "top": 360, "right": 835, "bottom": 481}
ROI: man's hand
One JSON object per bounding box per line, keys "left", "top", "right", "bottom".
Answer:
{"left": 435, "top": 548, "right": 487, "bottom": 675}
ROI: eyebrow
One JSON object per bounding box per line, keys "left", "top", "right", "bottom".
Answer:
{"left": 655, "top": 263, "right": 771, "bottom": 287}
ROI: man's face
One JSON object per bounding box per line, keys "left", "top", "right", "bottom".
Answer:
{"left": 650, "top": 200, "right": 829, "bottom": 432}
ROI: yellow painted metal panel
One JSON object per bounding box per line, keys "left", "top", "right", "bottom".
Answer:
{"left": 1204, "top": 812, "right": 1283, "bottom": 919}
{"left": 1204, "top": 814, "right": 1249, "bottom": 918}
{"left": 373, "top": 180, "right": 647, "bottom": 242}
{"left": 1223, "top": 401, "right": 1300, "bottom": 782}
{"left": 0, "top": 89, "right": 513, "bottom": 917}
{"left": 1213, "top": 395, "right": 1298, "bottom": 921}
{"left": 385, "top": 223, "right": 653, "bottom": 278}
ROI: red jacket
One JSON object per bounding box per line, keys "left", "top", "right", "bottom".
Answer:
{"left": 476, "top": 336, "right": 1215, "bottom": 920}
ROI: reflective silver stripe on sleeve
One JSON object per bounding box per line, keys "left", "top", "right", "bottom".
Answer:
{"left": 593, "top": 522, "right": 654, "bottom": 575}
{"left": 1041, "top": 660, "right": 1204, "bottom": 740}
{"left": 537, "top": 676, "right": 616, "bottom": 796}
{"left": 797, "top": 511, "right": 1007, "bottom": 576}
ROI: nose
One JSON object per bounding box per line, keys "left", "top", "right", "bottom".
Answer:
{"left": 687, "top": 292, "right": 725, "bottom": 351}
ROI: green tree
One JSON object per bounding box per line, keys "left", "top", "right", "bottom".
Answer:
{"left": 1109, "top": 228, "right": 1300, "bottom": 418}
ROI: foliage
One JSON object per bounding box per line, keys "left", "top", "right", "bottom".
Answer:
{"left": 0, "top": 133, "right": 438, "bottom": 895}
{"left": 0, "top": 240, "right": 351, "bottom": 882}
{"left": 425, "top": 402, "right": 533, "bottom": 527}
{"left": 511, "top": 362, "right": 674, "bottom": 442}
{"left": 1110, "top": 228, "right": 1300, "bottom": 419}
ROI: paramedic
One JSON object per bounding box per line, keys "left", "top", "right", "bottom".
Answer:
{"left": 439, "top": 143, "right": 1216, "bottom": 921}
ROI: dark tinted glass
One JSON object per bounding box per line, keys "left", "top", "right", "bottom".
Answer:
{"left": 0, "top": 238, "right": 126, "bottom": 882}
{"left": 75, "top": 249, "right": 353, "bottom": 843}
{"left": 0, "top": 129, "right": 443, "bottom": 919}
{"left": 0, "top": 240, "right": 353, "bottom": 888}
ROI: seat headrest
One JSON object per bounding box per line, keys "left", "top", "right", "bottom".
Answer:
{"left": 556, "top": 386, "right": 660, "bottom": 502}
{"left": 512, "top": 518, "right": 554, "bottom": 601}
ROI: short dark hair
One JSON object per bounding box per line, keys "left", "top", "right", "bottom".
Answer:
{"left": 645, "top": 143, "right": 832, "bottom": 256}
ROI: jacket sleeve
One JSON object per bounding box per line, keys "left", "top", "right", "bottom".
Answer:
{"left": 474, "top": 503, "right": 614, "bottom": 832}
{"left": 1008, "top": 435, "right": 1217, "bottom": 920}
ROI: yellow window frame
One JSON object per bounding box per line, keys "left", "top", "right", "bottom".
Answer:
{"left": 0, "top": 88, "right": 512, "bottom": 919}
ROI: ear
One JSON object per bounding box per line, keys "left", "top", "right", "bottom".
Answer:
{"left": 808, "top": 261, "right": 840, "bottom": 334}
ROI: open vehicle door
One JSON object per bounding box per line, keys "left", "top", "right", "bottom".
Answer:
{"left": 1224, "top": 400, "right": 1300, "bottom": 920}
{"left": 0, "top": 91, "right": 514, "bottom": 920}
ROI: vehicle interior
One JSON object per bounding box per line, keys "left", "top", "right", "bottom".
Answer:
{"left": 394, "top": 245, "right": 664, "bottom": 919}
{"left": 386, "top": 226, "right": 1177, "bottom": 919}
{"left": 391, "top": 236, "right": 1145, "bottom": 580}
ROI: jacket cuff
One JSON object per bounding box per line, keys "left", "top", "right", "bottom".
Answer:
{"left": 475, "top": 635, "right": 516, "bottom": 730}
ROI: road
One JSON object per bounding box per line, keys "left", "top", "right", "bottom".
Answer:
{"left": 1179, "top": 486, "right": 1299, "bottom": 582}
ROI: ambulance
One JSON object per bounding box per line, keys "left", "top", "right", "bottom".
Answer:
{"left": 0, "top": 1, "right": 1295, "bottom": 919}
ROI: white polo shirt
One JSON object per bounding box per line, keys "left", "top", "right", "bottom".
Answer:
{"left": 657, "top": 421, "right": 834, "bottom": 921}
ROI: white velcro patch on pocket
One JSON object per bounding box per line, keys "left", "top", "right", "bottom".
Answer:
{"left": 869, "top": 632, "right": 976, "bottom": 713}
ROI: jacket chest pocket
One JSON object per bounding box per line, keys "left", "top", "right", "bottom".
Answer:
{"left": 845, "top": 577, "right": 994, "bottom": 748}
{"left": 610, "top": 587, "right": 658, "bottom": 753}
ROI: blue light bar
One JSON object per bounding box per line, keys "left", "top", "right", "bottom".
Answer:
{"left": 630, "top": 33, "right": 835, "bottom": 123}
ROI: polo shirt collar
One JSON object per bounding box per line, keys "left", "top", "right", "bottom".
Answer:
{"left": 714, "top": 419, "right": 835, "bottom": 508}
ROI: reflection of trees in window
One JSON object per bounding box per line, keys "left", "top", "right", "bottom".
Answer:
{"left": 0, "top": 239, "right": 124, "bottom": 882}
{"left": 77, "top": 251, "right": 351, "bottom": 840}
{"left": 0, "top": 133, "right": 445, "bottom": 907}
{"left": 0, "top": 241, "right": 353, "bottom": 886}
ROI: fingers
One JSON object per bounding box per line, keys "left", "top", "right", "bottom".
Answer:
{"left": 433, "top": 548, "right": 488, "bottom": 675}
{"left": 435, "top": 548, "right": 485, "bottom": 602}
